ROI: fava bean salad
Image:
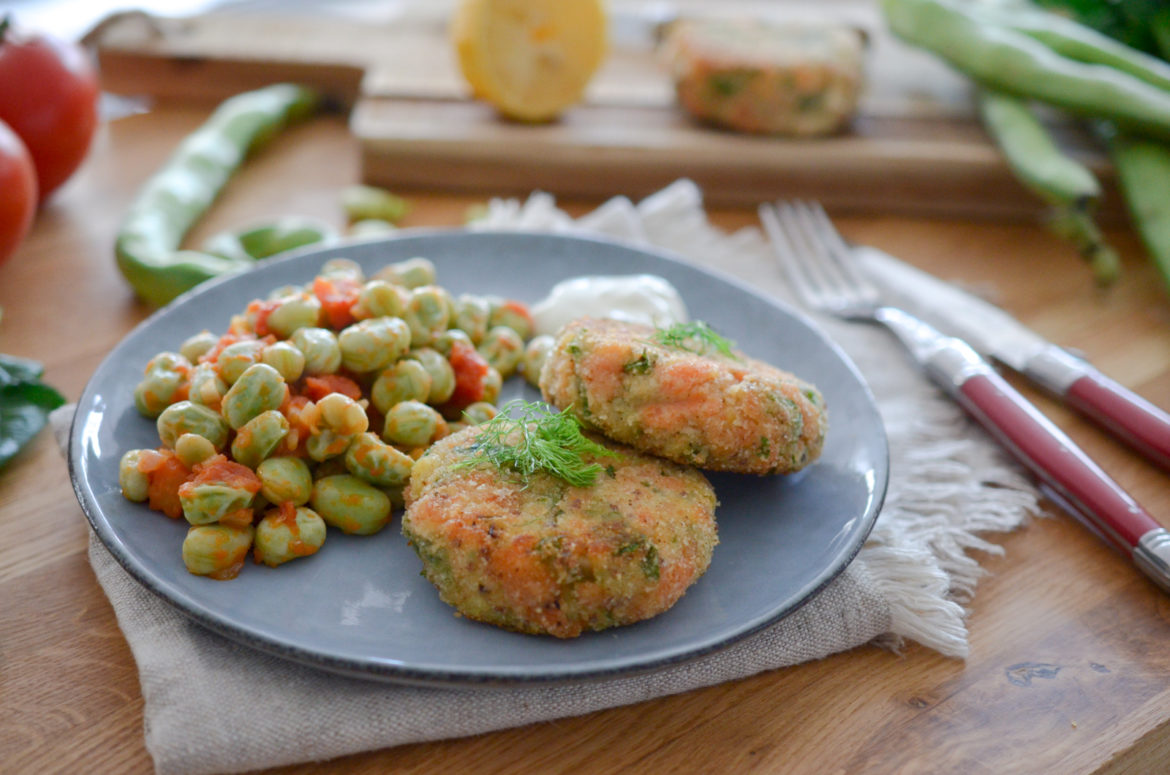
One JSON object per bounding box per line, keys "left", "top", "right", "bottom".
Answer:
{"left": 119, "top": 256, "right": 552, "bottom": 580}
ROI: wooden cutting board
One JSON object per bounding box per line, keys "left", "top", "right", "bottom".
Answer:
{"left": 86, "top": 1, "right": 1126, "bottom": 223}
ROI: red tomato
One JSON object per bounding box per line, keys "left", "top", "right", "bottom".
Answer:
{"left": 0, "top": 118, "right": 36, "bottom": 266}
{"left": 442, "top": 339, "right": 491, "bottom": 413}
{"left": 312, "top": 275, "right": 361, "bottom": 330}
{"left": 0, "top": 18, "right": 100, "bottom": 202}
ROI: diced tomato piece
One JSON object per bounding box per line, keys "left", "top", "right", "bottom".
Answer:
{"left": 198, "top": 332, "right": 243, "bottom": 365}
{"left": 439, "top": 339, "right": 490, "bottom": 415}
{"left": 137, "top": 448, "right": 193, "bottom": 519}
{"left": 302, "top": 374, "right": 362, "bottom": 402}
{"left": 499, "top": 299, "right": 534, "bottom": 331}
{"left": 247, "top": 299, "right": 282, "bottom": 338}
{"left": 312, "top": 276, "right": 361, "bottom": 330}
{"left": 279, "top": 395, "right": 316, "bottom": 457}
{"left": 181, "top": 454, "right": 263, "bottom": 494}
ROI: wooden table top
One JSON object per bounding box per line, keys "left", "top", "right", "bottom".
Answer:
{"left": 3, "top": 106, "right": 1170, "bottom": 775}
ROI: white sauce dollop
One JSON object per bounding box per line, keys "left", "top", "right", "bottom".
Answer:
{"left": 530, "top": 274, "right": 689, "bottom": 337}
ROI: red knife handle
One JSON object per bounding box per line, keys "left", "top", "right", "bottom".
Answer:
{"left": 957, "top": 372, "right": 1160, "bottom": 553}
{"left": 1065, "top": 371, "right": 1170, "bottom": 472}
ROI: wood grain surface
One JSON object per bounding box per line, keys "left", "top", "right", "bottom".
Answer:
{"left": 2, "top": 104, "right": 1170, "bottom": 775}
{"left": 84, "top": 1, "right": 1129, "bottom": 223}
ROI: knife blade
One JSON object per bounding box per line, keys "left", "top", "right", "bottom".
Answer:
{"left": 856, "top": 245, "right": 1170, "bottom": 471}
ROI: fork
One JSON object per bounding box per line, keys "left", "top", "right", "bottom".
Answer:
{"left": 760, "top": 200, "right": 1170, "bottom": 593}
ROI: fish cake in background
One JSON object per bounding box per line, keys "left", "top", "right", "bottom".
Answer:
{"left": 540, "top": 318, "right": 827, "bottom": 475}
{"left": 662, "top": 18, "right": 865, "bottom": 136}
{"left": 403, "top": 416, "right": 718, "bottom": 638}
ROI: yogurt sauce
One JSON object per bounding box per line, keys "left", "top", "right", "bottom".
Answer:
{"left": 530, "top": 274, "right": 689, "bottom": 337}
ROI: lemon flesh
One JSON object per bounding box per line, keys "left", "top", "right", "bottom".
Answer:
{"left": 453, "top": 0, "right": 608, "bottom": 122}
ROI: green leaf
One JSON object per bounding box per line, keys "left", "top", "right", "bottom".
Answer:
{"left": 0, "top": 365, "right": 66, "bottom": 469}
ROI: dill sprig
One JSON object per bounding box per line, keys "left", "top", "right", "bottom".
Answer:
{"left": 651, "top": 320, "right": 740, "bottom": 360}
{"left": 456, "top": 400, "right": 620, "bottom": 487}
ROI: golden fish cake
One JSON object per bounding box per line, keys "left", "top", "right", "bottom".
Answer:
{"left": 402, "top": 424, "right": 718, "bottom": 638}
{"left": 539, "top": 318, "right": 827, "bottom": 474}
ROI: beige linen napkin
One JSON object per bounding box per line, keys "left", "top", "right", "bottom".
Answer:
{"left": 58, "top": 180, "right": 1039, "bottom": 775}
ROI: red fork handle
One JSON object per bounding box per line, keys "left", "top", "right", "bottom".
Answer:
{"left": 1064, "top": 371, "right": 1170, "bottom": 472}
{"left": 958, "top": 372, "right": 1160, "bottom": 554}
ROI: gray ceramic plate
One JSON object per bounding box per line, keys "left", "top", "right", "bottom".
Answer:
{"left": 70, "top": 230, "right": 888, "bottom": 687}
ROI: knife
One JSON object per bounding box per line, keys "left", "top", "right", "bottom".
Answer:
{"left": 856, "top": 245, "right": 1170, "bottom": 472}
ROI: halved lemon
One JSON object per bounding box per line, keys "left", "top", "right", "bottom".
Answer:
{"left": 452, "top": 0, "right": 608, "bottom": 122}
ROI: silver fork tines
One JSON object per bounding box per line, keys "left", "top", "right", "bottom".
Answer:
{"left": 758, "top": 200, "right": 878, "bottom": 318}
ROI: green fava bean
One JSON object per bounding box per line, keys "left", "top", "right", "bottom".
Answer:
{"left": 383, "top": 399, "right": 442, "bottom": 448}
{"left": 146, "top": 351, "right": 191, "bottom": 374}
{"left": 119, "top": 450, "right": 150, "bottom": 502}
{"left": 216, "top": 339, "right": 267, "bottom": 384}
{"left": 182, "top": 524, "right": 254, "bottom": 578}
{"left": 375, "top": 256, "right": 436, "bottom": 289}
{"left": 404, "top": 286, "right": 451, "bottom": 347}
{"left": 187, "top": 363, "right": 227, "bottom": 409}
{"left": 432, "top": 328, "right": 472, "bottom": 357}
{"left": 341, "top": 183, "right": 409, "bottom": 224}
{"left": 291, "top": 327, "right": 342, "bottom": 375}
{"left": 348, "top": 219, "right": 397, "bottom": 239}
{"left": 307, "top": 393, "right": 369, "bottom": 462}
{"left": 481, "top": 366, "right": 502, "bottom": 405}
{"left": 345, "top": 432, "right": 414, "bottom": 487}
{"left": 522, "top": 334, "right": 555, "bottom": 388}
{"left": 134, "top": 369, "right": 185, "bottom": 418}
{"left": 180, "top": 478, "right": 257, "bottom": 526}
{"left": 353, "top": 280, "right": 407, "bottom": 320}
{"left": 478, "top": 325, "right": 525, "bottom": 378}
{"left": 256, "top": 456, "right": 313, "bottom": 505}
{"left": 261, "top": 341, "right": 306, "bottom": 382}
{"left": 311, "top": 474, "right": 392, "bottom": 535}
{"left": 338, "top": 316, "right": 411, "bottom": 373}
{"left": 265, "top": 294, "right": 322, "bottom": 338}
{"left": 370, "top": 359, "right": 432, "bottom": 414}
{"left": 488, "top": 300, "right": 534, "bottom": 340}
{"left": 407, "top": 347, "right": 455, "bottom": 404}
{"left": 134, "top": 351, "right": 192, "bottom": 417}
{"left": 179, "top": 330, "right": 218, "bottom": 363}
{"left": 236, "top": 217, "right": 334, "bottom": 259}
{"left": 462, "top": 401, "right": 498, "bottom": 425}
{"left": 453, "top": 294, "right": 491, "bottom": 344}
{"left": 175, "top": 433, "right": 217, "bottom": 468}
{"left": 221, "top": 363, "right": 287, "bottom": 430}
{"left": 254, "top": 505, "right": 327, "bottom": 567}
{"left": 319, "top": 257, "right": 364, "bottom": 283}
{"left": 231, "top": 409, "right": 290, "bottom": 469}
{"left": 157, "top": 400, "right": 230, "bottom": 450}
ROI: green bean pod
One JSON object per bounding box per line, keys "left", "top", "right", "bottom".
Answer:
{"left": 973, "top": 4, "right": 1170, "bottom": 93}
{"left": 115, "top": 84, "right": 320, "bottom": 307}
{"left": 977, "top": 89, "right": 1119, "bottom": 286}
{"left": 1106, "top": 129, "right": 1170, "bottom": 297}
{"left": 882, "top": 0, "right": 1170, "bottom": 140}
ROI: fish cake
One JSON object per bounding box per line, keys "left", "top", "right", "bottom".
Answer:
{"left": 402, "top": 426, "right": 718, "bottom": 638}
{"left": 662, "top": 18, "right": 865, "bottom": 136}
{"left": 539, "top": 318, "right": 827, "bottom": 474}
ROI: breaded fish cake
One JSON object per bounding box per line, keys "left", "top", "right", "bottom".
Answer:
{"left": 402, "top": 426, "right": 718, "bottom": 638}
{"left": 540, "top": 318, "right": 827, "bottom": 474}
{"left": 662, "top": 19, "right": 865, "bottom": 136}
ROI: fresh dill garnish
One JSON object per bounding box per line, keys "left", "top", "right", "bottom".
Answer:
{"left": 455, "top": 400, "right": 620, "bottom": 487}
{"left": 651, "top": 321, "right": 740, "bottom": 360}
{"left": 622, "top": 351, "right": 655, "bottom": 374}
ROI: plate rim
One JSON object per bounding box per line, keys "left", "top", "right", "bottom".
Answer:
{"left": 69, "top": 228, "right": 889, "bottom": 687}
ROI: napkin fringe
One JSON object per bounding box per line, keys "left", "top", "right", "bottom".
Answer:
{"left": 861, "top": 543, "right": 969, "bottom": 657}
